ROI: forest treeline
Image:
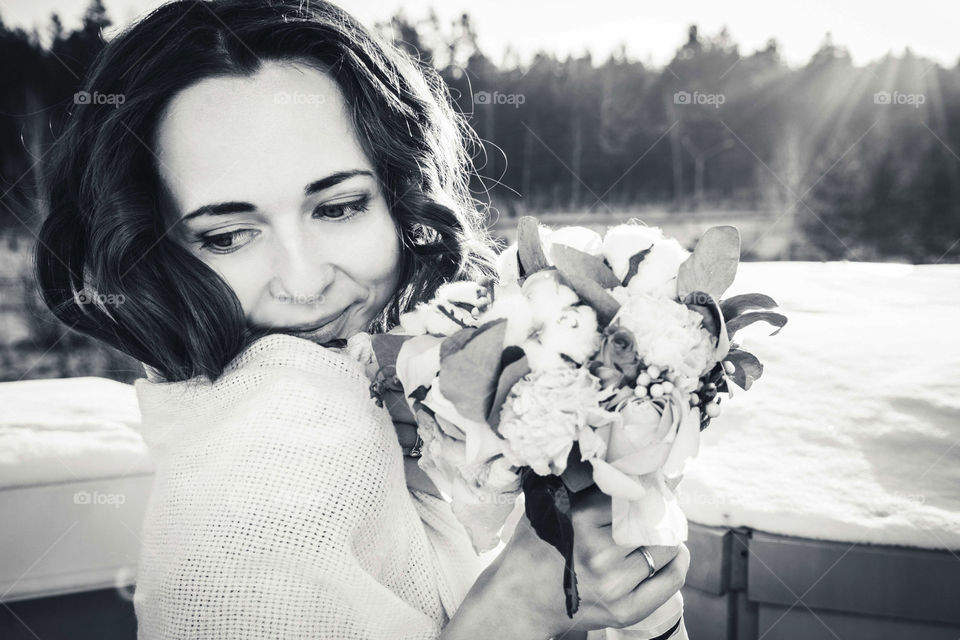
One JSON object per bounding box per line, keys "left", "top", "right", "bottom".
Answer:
{"left": 1, "top": 1, "right": 958, "bottom": 261}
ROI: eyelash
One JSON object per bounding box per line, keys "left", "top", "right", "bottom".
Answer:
{"left": 197, "top": 195, "right": 372, "bottom": 255}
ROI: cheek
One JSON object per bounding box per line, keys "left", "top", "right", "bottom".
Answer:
{"left": 343, "top": 206, "right": 402, "bottom": 293}
{"left": 197, "top": 256, "right": 267, "bottom": 316}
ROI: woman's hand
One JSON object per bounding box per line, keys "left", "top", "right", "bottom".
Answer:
{"left": 382, "top": 388, "right": 442, "bottom": 498}
{"left": 483, "top": 485, "right": 689, "bottom": 638}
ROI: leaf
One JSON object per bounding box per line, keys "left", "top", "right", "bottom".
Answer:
{"left": 409, "top": 385, "right": 430, "bottom": 402}
{"left": 726, "top": 311, "right": 788, "bottom": 338}
{"left": 719, "top": 293, "right": 779, "bottom": 322}
{"left": 437, "top": 319, "right": 508, "bottom": 423}
{"left": 556, "top": 271, "right": 622, "bottom": 328}
{"left": 369, "top": 333, "right": 410, "bottom": 371}
{"left": 522, "top": 470, "right": 579, "bottom": 618}
{"left": 677, "top": 226, "right": 741, "bottom": 300}
{"left": 684, "top": 290, "right": 731, "bottom": 361}
{"left": 440, "top": 326, "right": 479, "bottom": 362}
{"left": 560, "top": 443, "right": 595, "bottom": 493}
{"left": 683, "top": 291, "right": 723, "bottom": 338}
{"left": 487, "top": 355, "right": 531, "bottom": 431}
{"left": 724, "top": 348, "right": 764, "bottom": 390}
{"left": 550, "top": 244, "right": 620, "bottom": 289}
{"left": 622, "top": 247, "right": 653, "bottom": 286}
{"left": 517, "top": 216, "right": 551, "bottom": 277}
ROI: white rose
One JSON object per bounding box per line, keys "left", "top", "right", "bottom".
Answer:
{"left": 612, "top": 292, "right": 715, "bottom": 380}
{"left": 499, "top": 367, "right": 604, "bottom": 476}
{"left": 587, "top": 388, "right": 701, "bottom": 546}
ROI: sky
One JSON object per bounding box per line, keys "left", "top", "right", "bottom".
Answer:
{"left": 1, "top": 0, "right": 957, "bottom": 68}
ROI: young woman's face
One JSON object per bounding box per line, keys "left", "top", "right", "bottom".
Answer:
{"left": 155, "top": 62, "right": 401, "bottom": 343}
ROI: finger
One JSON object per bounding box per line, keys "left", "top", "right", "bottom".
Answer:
{"left": 383, "top": 389, "right": 416, "bottom": 423}
{"left": 587, "top": 540, "right": 635, "bottom": 574}
{"left": 394, "top": 421, "right": 420, "bottom": 449}
{"left": 597, "top": 547, "right": 664, "bottom": 601}
{"left": 632, "top": 545, "right": 680, "bottom": 578}
{"left": 613, "top": 544, "right": 690, "bottom": 626}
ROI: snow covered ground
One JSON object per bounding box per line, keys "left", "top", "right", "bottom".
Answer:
{"left": 0, "top": 377, "right": 152, "bottom": 489}
{"left": 1, "top": 262, "right": 958, "bottom": 550}
{"left": 678, "top": 261, "right": 960, "bottom": 550}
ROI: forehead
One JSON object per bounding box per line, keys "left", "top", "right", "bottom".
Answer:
{"left": 154, "top": 62, "right": 371, "bottom": 209}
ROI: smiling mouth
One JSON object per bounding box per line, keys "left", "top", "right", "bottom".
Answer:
{"left": 285, "top": 315, "right": 340, "bottom": 334}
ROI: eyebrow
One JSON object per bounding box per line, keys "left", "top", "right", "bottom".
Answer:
{"left": 181, "top": 169, "right": 374, "bottom": 222}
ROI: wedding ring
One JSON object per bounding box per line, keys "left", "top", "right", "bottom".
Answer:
{"left": 407, "top": 434, "right": 424, "bottom": 458}
{"left": 639, "top": 547, "right": 656, "bottom": 580}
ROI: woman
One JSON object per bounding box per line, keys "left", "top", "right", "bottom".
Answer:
{"left": 35, "top": 1, "right": 688, "bottom": 638}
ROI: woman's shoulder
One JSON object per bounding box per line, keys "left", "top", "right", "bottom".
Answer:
{"left": 134, "top": 333, "right": 386, "bottom": 453}
{"left": 224, "top": 333, "right": 369, "bottom": 386}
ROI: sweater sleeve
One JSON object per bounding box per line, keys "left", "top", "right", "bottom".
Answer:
{"left": 134, "top": 359, "right": 450, "bottom": 639}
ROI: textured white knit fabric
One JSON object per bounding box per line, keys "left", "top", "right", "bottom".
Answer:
{"left": 132, "top": 333, "right": 484, "bottom": 639}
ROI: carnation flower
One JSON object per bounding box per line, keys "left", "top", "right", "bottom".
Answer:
{"left": 498, "top": 367, "right": 604, "bottom": 476}
{"left": 612, "top": 292, "right": 716, "bottom": 381}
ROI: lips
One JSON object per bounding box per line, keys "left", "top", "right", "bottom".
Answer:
{"left": 285, "top": 315, "right": 339, "bottom": 333}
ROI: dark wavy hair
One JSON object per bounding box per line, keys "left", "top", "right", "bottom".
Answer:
{"left": 35, "top": 0, "right": 496, "bottom": 382}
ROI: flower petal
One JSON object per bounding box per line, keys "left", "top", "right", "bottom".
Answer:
{"left": 610, "top": 442, "right": 672, "bottom": 476}
{"left": 610, "top": 477, "right": 688, "bottom": 547}
{"left": 662, "top": 395, "right": 702, "bottom": 478}
{"left": 590, "top": 458, "right": 647, "bottom": 500}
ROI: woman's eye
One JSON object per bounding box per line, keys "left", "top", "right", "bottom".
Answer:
{"left": 312, "top": 195, "right": 371, "bottom": 221}
{"left": 198, "top": 229, "right": 259, "bottom": 254}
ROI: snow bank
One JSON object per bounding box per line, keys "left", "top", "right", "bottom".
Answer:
{"left": 0, "top": 376, "right": 153, "bottom": 489}
{"left": 679, "top": 262, "right": 960, "bottom": 550}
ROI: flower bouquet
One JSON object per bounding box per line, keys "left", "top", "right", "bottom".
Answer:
{"left": 361, "top": 216, "right": 786, "bottom": 619}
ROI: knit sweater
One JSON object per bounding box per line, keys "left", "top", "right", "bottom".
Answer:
{"left": 132, "top": 333, "right": 484, "bottom": 639}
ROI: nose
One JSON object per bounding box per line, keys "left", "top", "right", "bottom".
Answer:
{"left": 270, "top": 233, "right": 335, "bottom": 306}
